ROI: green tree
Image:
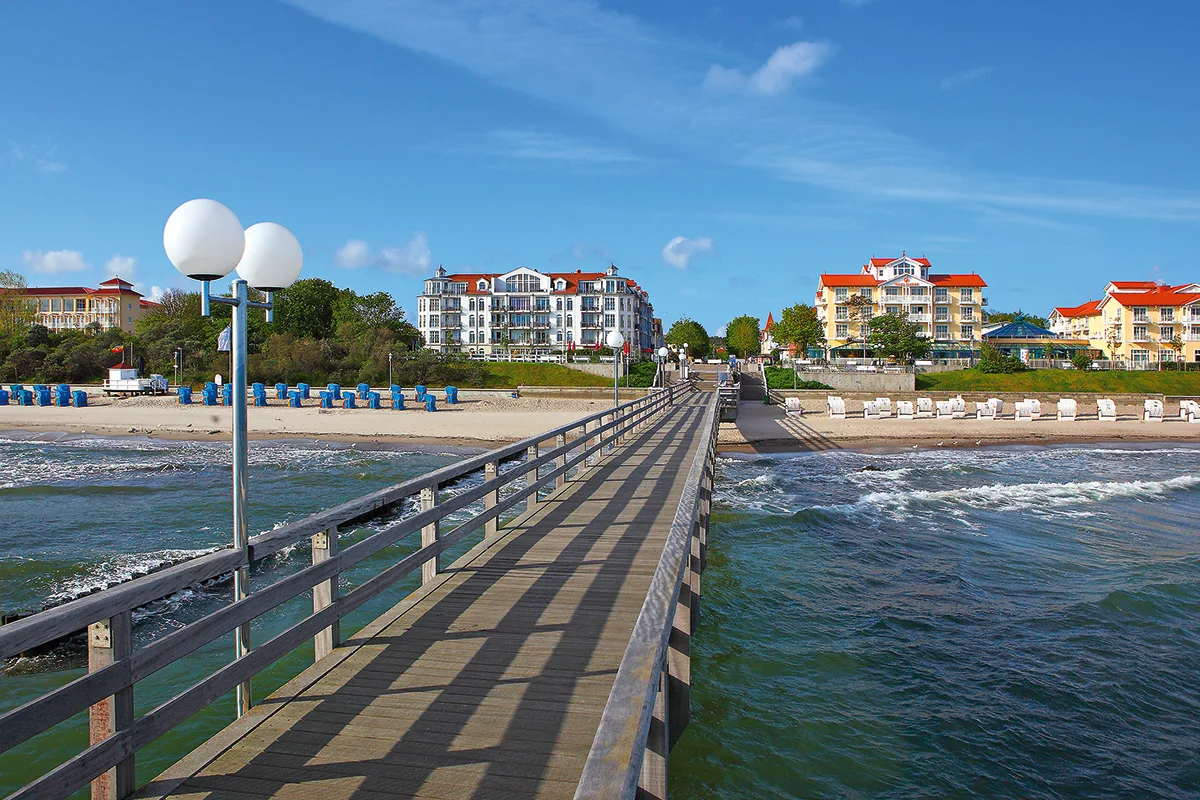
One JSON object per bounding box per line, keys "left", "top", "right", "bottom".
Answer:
{"left": 272, "top": 278, "right": 341, "bottom": 339}
{"left": 0, "top": 270, "right": 35, "bottom": 336}
{"left": 846, "top": 294, "right": 875, "bottom": 356}
{"left": 867, "top": 312, "right": 930, "bottom": 362}
{"left": 987, "top": 309, "right": 1050, "bottom": 329}
{"left": 772, "top": 303, "right": 826, "bottom": 358}
{"left": 725, "top": 315, "right": 761, "bottom": 358}
{"left": 665, "top": 317, "right": 711, "bottom": 360}
{"left": 1070, "top": 351, "right": 1092, "bottom": 371}
{"left": 977, "top": 342, "right": 1026, "bottom": 373}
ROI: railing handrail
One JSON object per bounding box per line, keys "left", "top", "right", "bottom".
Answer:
{"left": 574, "top": 389, "right": 720, "bottom": 798}
{"left": 1, "top": 382, "right": 695, "bottom": 800}
{"left": 0, "top": 384, "right": 685, "bottom": 660}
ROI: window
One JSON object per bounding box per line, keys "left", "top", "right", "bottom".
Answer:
{"left": 51, "top": 298, "right": 62, "bottom": 311}
{"left": 909, "top": 287, "right": 927, "bottom": 297}
{"left": 934, "top": 288, "right": 949, "bottom": 302}
{"left": 555, "top": 279, "right": 566, "bottom": 291}
{"left": 935, "top": 308, "right": 950, "bottom": 322}
{"left": 1133, "top": 325, "right": 1149, "bottom": 341}
{"left": 1161, "top": 325, "right": 1175, "bottom": 341}
{"left": 835, "top": 308, "right": 849, "bottom": 321}
{"left": 556, "top": 315, "right": 562, "bottom": 328}
{"left": 960, "top": 325, "right": 974, "bottom": 339}
{"left": 604, "top": 297, "right": 615, "bottom": 310}
{"left": 504, "top": 274, "right": 542, "bottom": 293}
{"left": 961, "top": 307, "right": 975, "bottom": 322}
{"left": 886, "top": 305, "right": 901, "bottom": 316}
{"left": 469, "top": 331, "right": 475, "bottom": 344}
{"left": 935, "top": 325, "right": 949, "bottom": 339}
{"left": 556, "top": 297, "right": 562, "bottom": 310}
{"left": 1133, "top": 307, "right": 1148, "bottom": 322}
{"left": 1130, "top": 348, "right": 1149, "bottom": 364}
{"left": 885, "top": 287, "right": 900, "bottom": 298}
{"left": 1161, "top": 349, "right": 1177, "bottom": 362}
{"left": 566, "top": 314, "right": 573, "bottom": 327}
{"left": 566, "top": 299, "right": 573, "bottom": 311}
{"left": 860, "top": 288, "right": 873, "bottom": 301}
{"left": 960, "top": 288, "right": 974, "bottom": 302}
{"left": 835, "top": 324, "right": 849, "bottom": 338}
{"left": 556, "top": 331, "right": 563, "bottom": 342}
{"left": 604, "top": 314, "right": 616, "bottom": 328}
{"left": 1160, "top": 307, "right": 1175, "bottom": 322}
{"left": 835, "top": 287, "right": 849, "bottom": 301}
{"left": 478, "top": 280, "right": 488, "bottom": 291}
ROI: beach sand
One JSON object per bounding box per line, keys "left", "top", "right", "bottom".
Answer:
{"left": 0, "top": 393, "right": 614, "bottom": 447}
{"left": 720, "top": 400, "right": 1200, "bottom": 452}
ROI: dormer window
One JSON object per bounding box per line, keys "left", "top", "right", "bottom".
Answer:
{"left": 477, "top": 279, "right": 488, "bottom": 292}
{"left": 555, "top": 279, "right": 566, "bottom": 291}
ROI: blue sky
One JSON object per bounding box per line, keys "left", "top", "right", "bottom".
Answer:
{"left": 3, "top": 0, "right": 1199, "bottom": 332}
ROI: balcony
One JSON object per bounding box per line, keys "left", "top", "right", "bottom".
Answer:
{"left": 907, "top": 314, "right": 931, "bottom": 323}
{"left": 1184, "top": 333, "right": 1200, "bottom": 341}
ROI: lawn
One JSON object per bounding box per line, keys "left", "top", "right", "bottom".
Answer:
{"left": 479, "top": 362, "right": 611, "bottom": 388}
{"left": 915, "top": 369, "right": 1200, "bottom": 394}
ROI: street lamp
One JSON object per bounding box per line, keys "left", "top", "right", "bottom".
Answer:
{"left": 657, "top": 346, "right": 668, "bottom": 388}
{"left": 606, "top": 329, "right": 624, "bottom": 407}
{"left": 164, "top": 199, "right": 303, "bottom": 719}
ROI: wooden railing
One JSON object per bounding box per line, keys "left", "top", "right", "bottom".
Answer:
{"left": 0, "top": 382, "right": 693, "bottom": 800}
{"left": 574, "top": 389, "right": 720, "bottom": 799}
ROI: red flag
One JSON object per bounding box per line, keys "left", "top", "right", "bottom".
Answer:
{"left": 623, "top": 341, "right": 631, "bottom": 355}
{"left": 111, "top": 345, "right": 125, "bottom": 353}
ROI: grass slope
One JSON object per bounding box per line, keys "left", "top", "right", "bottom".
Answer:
{"left": 480, "top": 362, "right": 611, "bottom": 388}
{"left": 916, "top": 369, "right": 1200, "bottom": 394}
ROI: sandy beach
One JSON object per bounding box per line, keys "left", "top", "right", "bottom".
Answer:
{"left": 0, "top": 393, "right": 615, "bottom": 447}
{"left": 720, "top": 399, "right": 1200, "bottom": 452}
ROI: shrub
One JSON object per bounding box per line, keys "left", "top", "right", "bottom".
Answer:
{"left": 977, "top": 342, "right": 1026, "bottom": 374}
{"left": 1070, "top": 352, "right": 1092, "bottom": 371}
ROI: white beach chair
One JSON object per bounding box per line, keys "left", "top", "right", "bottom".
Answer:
{"left": 784, "top": 397, "right": 803, "bottom": 416}
{"left": 1024, "top": 398, "right": 1042, "bottom": 420}
{"left": 935, "top": 400, "right": 955, "bottom": 420}
{"left": 1014, "top": 400, "right": 1035, "bottom": 422}
{"left": 875, "top": 397, "right": 893, "bottom": 418}
{"left": 827, "top": 396, "right": 847, "bottom": 420}
{"left": 863, "top": 400, "right": 882, "bottom": 420}
{"left": 1097, "top": 398, "right": 1118, "bottom": 422}
{"left": 949, "top": 395, "right": 967, "bottom": 419}
{"left": 1143, "top": 399, "right": 1164, "bottom": 423}
{"left": 1180, "top": 399, "right": 1200, "bottom": 423}
{"left": 916, "top": 398, "right": 934, "bottom": 419}
{"left": 975, "top": 401, "right": 996, "bottom": 420}
{"left": 1056, "top": 399, "right": 1078, "bottom": 421}
{"left": 988, "top": 398, "right": 1004, "bottom": 418}
{"left": 895, "top": 400, "right": 915, "bottom": 420}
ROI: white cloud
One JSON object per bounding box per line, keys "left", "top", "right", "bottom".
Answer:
{"left": 706, "top": 41, "right": 834, "bottom": 95}
{"left": 105, "top": 254, "right": 137, "bottom": 280}
{"left": 940, "top": 65, "right": 996, "bottom": 91}
{"left": 486, "top": 129, "right": 642, "bottom": 164}
{"left": 22, "top": 249, "right": 88, "bottom": 274}
{"left": 334, "top": 233, "right": 432, "bottom": 276}
{"left": 146, "top": 286, "right": 166, "bottom": 302}
{"left": 662, "top": 236, "right": 713, "bottom": 269}
{"left": 7, "top": 145, "right": 66, "bottom": 173}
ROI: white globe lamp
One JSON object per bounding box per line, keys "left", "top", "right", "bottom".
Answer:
{"left": 236, "top": 222, "right": 304, "bottom": 291}
{"left": 658, "top": 347, "right": 668, "bottom": 359}
{"left": 606, "top": 330, "right": 624, "bottom": 350}
{"left": 163, "top": 199, "right": 245, "bottom": 281}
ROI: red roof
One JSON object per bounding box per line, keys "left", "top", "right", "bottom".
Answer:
{"left": 1109, "top": 291, "right": 1200, "bottom": 308}
{"left": 1108, "top": 281, "right": 1158, "bottom": 290}
{"left": 927, "top": 274, "right": 987, "bottom": 288}
{"left": 1053, "top": 299, "right": 1102, "bottom": 318}
{"left": 140, "top": 299, "right": 161, "bottom": 309}
{"left": 820, "top": 274, "right": 879, "bottom": 287}
{"left": 763, "top": 312, "right": 775, "bottom": 332}
{"left": 867, "top": 256, "right": 931, "bottom": 267}
{"left": 24, "top": 286, "right": 93, "bottom": 295}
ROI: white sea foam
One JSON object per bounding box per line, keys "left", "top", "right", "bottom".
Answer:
{"left": 47, "top": 547, "right": 224, "bottom": 605}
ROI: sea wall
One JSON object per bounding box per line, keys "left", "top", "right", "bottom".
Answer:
{"left": 785, "top": 371, "right": 916, "bottom": 393}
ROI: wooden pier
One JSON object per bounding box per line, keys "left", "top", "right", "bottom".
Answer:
{"left": 1, "top": 385, "right": 719, "bottom": 800}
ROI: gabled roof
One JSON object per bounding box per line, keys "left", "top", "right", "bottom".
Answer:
{"left": 927, "top": 274, "right": 987, "bottom": 288}
{"left": 1052, "top": 299, "right": 1102, "bottom": 318}
{"left": 819, "top": 274, "right": 879, "bottom": 287}
{"left": 1106, "top": 290, "right": 1200, "bottom": 308}
{"left": 762, "top": 312, "right": 774, "bottom": 332}
{"left": 985, "top": 320, "right": 1058, "bottom": 340}
{"left": 866, "top": 256, "right": 931, "bottom": 267}
{"left": 1107, "top": 281, "right": 1158, "bottom": 291}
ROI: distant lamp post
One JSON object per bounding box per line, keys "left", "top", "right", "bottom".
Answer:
{"left": 388, "top": 352, "right": 393, "bottom": 386}
{"left": 606, "top": 330, "right": 624, "bottom": 406}
{"left": 657, "top": 346, "right": 669, "bottom": 388}
{"left": 164, "top": 199, "right": 303, "bottom": 719}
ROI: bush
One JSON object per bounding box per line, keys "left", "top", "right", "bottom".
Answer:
{"left": 976, "top": 342, "right": 1026, "bottom": 374}
{"left": 1070, "top": 352, "right": 1092, "bottom": 371}
{"left": 764, "top": 366, "right": 831, "bottom": 390}
{"left": 624, "top": 360, "right": 659, "bottom": 388}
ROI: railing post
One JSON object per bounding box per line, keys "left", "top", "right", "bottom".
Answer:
{"left": 89, "top": 611, "right": 134, "bottom": 800}
{"left": 312, "top": 525, "right": 339, "bottom": 661}
{"left": 637, "top": 657, "right": 669, "bottom": 800}
{"left": 527, "top": 443, "right": 540, "bottom": 512}
{"left": 555, "top": 433, "right": 567, "bottom": 488}
{"left": 484, "top": 461, "right": 499, "bottom": 536}
{"left": 668, "top": 519, "right": 696, "bottom": 751}
{"left": 421, "top": 484, "right": 440, "bottom": 584}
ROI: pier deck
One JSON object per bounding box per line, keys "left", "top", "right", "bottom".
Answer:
{"left": 142, "top": 393, "right": 711, "bottom": 800}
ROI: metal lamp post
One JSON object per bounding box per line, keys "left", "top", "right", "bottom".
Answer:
{"left": 657, "top": 346, "right": 668, "bottom": 388}
{"left": 164, "top": 199, "right": 303, "bottom": 719}
{"left": 606, "top": 330, "right": 624, "bottom": 407}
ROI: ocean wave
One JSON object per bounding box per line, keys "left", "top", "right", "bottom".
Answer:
{"left": 45, "top": 547, "right": 224, "bottom": 605}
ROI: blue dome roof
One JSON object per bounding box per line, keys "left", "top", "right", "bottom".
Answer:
{"left": 985, "top": 320, "right": 1057, "bottom": 339}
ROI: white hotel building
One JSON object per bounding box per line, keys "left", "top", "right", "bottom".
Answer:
{"left": 416, "top": 265, "right": 660, "bottom": 357}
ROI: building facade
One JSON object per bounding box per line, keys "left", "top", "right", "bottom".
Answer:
{"left": 1050, "top": 281, "right": 1200, "bottom": 364}
{"left": 815, "top": 254, "right": 988, "bottom": 357}
{"left": 24, "top": 277, "right": 156, "bottom": 333}
{"left": 416, "top": 265, "right": 659, "bottom": 356}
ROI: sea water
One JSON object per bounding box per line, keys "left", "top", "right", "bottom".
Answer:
{"left": 4, "top": 437, "right": 1199, "bottom": 798}
{"left": 671, "top": 444, "right": 1200, "bottom": 799}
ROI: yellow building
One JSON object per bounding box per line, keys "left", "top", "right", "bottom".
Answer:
{"left": 815, "top": 254, "right": 987, "bottom": 357}
{"left": 1050, "top": 281, "right": 1200, "bottom": 364}
{"left": 25, "top": 277, "right": 155, "bottom": 333}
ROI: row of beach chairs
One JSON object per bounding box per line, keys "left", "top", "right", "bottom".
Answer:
{"left": 825, "top": 396, "right": 1200, "bottom": 423}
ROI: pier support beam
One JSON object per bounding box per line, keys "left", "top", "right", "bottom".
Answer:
{"left": 484, "top": 461, "right": 499, "bottom": 536}
{"left": 555, "top": 433, "right": 567, "bottom": 488}
{"left": 312, "top": 525, "right": 339, "bottom": 661}
{"left": 89, "top": 611, "right": 134, "bottom": 800}
{"left": 636, "top": 659, "right": 669, "bottom": 800}
{"left": 421, "top": 484, "right": 440, "bottom": 584}
{"left": 527, "top": 444, "right": 540, "bottom": 513}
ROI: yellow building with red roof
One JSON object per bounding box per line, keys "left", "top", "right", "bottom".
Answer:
{"left": 23, "top": 277, "right": 157, "bottom": 333}
{"left": 814, "top": 253, "right": 987, "bottom": 357}
{"left": 1051, "top": 281, "right": 1200, "bottom": 365}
